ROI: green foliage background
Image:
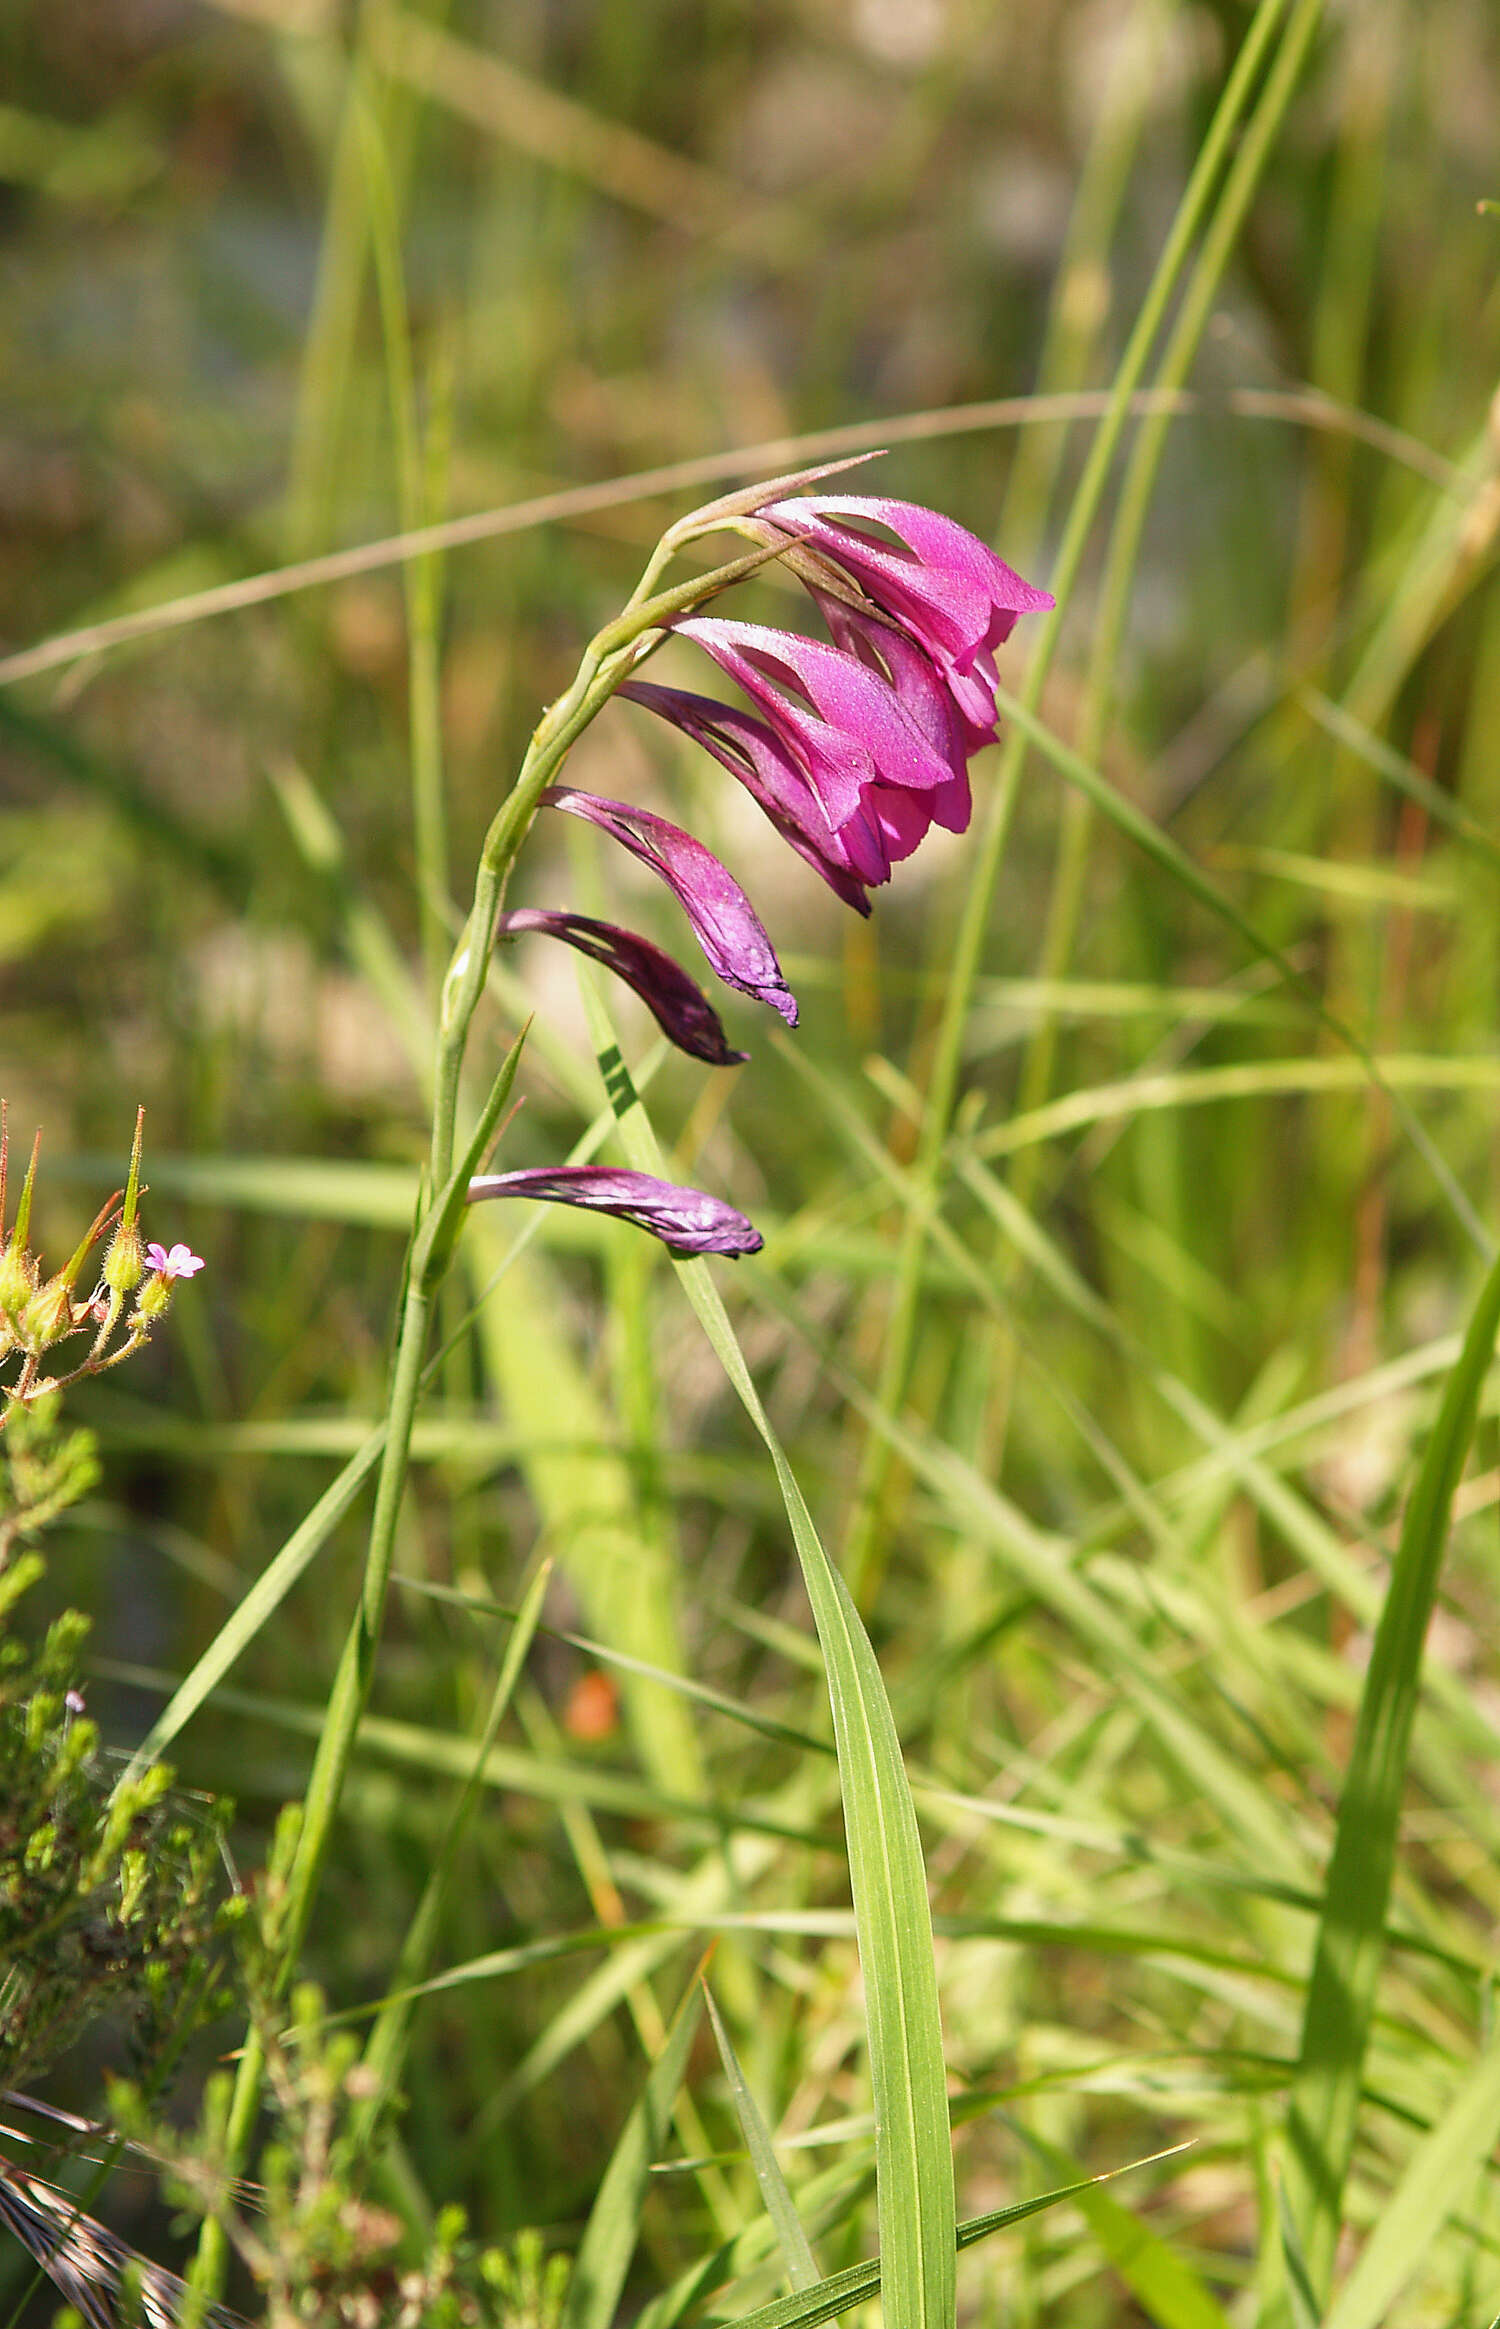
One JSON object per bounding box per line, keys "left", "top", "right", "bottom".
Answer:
{"left": 3, "top": 0, "right": 1500, "bottom": 2321}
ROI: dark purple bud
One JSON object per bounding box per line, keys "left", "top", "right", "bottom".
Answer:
{"left": 496, "top": 907, "right": 748, "bottom": 1066}
{"left": 466, "top": 1166, "right": 763, "bottom": 1257}
{"left": 540, "top": 785, "right": 797, "bottom": 1027}
{"left": 619, "top": 679, "right": 876, "bottom": 913}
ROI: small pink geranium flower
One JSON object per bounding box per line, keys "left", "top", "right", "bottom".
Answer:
{"left": 145, "top": 1241, "right": 205, "bottom": 1281}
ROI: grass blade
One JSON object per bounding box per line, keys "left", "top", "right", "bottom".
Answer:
{"left": 1017, "top": 2130, "right": 1233, "bottom": 2329}
{"left": 1283, "top": 1236, "right": 1500, "bottom": 2300}
{"left": 720, "top": 2172, "right": 1162, "bottom": 2329}
{"left": 581, "top": 982, "right": 955, "bottom": 2329}
{"left": 1322, "top": 2022, "right": 1500, "bottom": 2329}
{"left": 701, "top": 1982, "right": 820, "bottom": 2292}
{"left": 350, "top": 1553, "right": 555, "bottom": 2144}
{"left": 558, "top": 1966, "right": 704, "bottom": 2329}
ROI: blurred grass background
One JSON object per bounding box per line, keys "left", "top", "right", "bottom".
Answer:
{"left": 3, "top": 0, "right": 1500, "bottom": 2320}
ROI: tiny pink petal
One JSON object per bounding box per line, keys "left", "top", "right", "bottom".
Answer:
{"left": 147, "top": 1241, "right": 205, "bottom": 1280}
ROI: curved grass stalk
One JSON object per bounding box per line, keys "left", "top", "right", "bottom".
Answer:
{"left": 842, "top": 0, "right": 1305, "bottom": 1603}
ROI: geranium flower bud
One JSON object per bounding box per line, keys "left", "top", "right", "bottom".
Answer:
{"left": 18, "top": 1273, "right": 79, "bottom": 1352}
{"left": 103, "top": 1220, "right": 145, "bottom": 1295}
{"left": 0, "top": 1241, "right": 38, "bottom": 1327}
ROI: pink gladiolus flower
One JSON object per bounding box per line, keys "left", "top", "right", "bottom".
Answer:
{"left": 673, "top": 616, "right": 957, "bottom": 833}
{"left": 466, "top": 1166, "right": 762, "bottom": 1258}
{"left": 809, "top": 593, "right": 972, "bottom": 850}
{"left": 540, "top": 785, "right": 797, "bottom": 1026}
{"left": 145, "top": 1242, "right": 204, "bottom": 1280}
{"left": 756, "top": 494, "right": 1054, "bottom": 751}
{"left": 496, "top": 907, "right": 747, "bottom": 1066}
{"left": 619, "top": 679, "right": 879, "bottom": 913}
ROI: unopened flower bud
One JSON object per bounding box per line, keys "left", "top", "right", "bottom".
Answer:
{"left": 0, "top": 1241, "right": 38, "bottom": 1324}
{"left": 134, "top": 1271, "right": 173, "bottom": 1322}
{"left": 103, "top": 1220, "right": 145, "bottom": 1295}
{"left": 19, "top": 1273, "right": 79, "bottom": 1352}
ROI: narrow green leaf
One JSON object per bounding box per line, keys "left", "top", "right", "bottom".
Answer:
{"left": 1323, "top": 2023, "right": 1500, "bottom": 2329}
{"left": 1018, "top": 2130, "right": 1233, "bottom": 2329}
{"left": 1277, "top": 2175, "right": 1322, "bottom": 2329}
{"left": 559, "top": 1969, "right": 704, "bottom": 2329}
{"left": 717, "top": 2175, "right": 1145, "bottom": 2329}
{"left": 351, "top": 1553, "right": 555, "bottom": 2142}
{"left": 633, "top": 2159, "right": 876, "bottom": 2329}
{"left": 578, "top": 980, "right": 955, "bottom": 2329}
{"left": 1284, "top": 1237, "right": 1500, "bottom": 2300}
{"left": 702, "top": 1982, "right": 820, "bottom": 2291}
{"left": 411, "top": 1016, "right": 529, "bottom": 1287}
{"left": 126, "top": 1423, "right": 387, "bottom": 1775}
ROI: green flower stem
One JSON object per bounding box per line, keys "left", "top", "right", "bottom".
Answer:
{"left": 191, "top": 744, "right": 569, "bottom": 2303}
{"left": 190, "top": 525, "right": 776, "bottom": 2303}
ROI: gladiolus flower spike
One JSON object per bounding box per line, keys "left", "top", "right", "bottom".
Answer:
{"left": 467, "top": 1168, "right": 762, "bottom": 1259}
{"left": 484, "top": 479, "right": 1049, "bottom": 1266}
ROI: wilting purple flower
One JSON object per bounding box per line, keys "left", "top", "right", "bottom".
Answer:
{"left": 755, "top": 495, "right": 1055, "bottom": 751}
{"left": 466, "top": 1166, "right": 762, "bottom": 1258}
{"left": 145, "top": 1241, "right": 204, "bottom": 1281}
{"left": 619, "top": 679, "right": 877, "bottom": 914}
{"left": 497, "top": 907, "right": 748, "bottom": 1066}
{"left": 541, "top": 785, "right": 797, "bottom": 1026}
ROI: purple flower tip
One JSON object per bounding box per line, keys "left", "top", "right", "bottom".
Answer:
{"left": 145, "top": 1241, "right": 205, "bottom": 1281}
{"left": 497, "top": 908, "right": 748, "bottom": 1067}
{"left": 541, "top": 785, "right": 797, "bottom": 1026}
{"left": 466, "top": 1166, "right": 763, "bottom": 1258}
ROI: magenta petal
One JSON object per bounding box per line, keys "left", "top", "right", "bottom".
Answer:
{"left": 927, "top": 767, "right": 973, "bottom": 835}
{"left": 619, "top": 679, "right": 877, "bottom": 912}
{"left": 466, "top": 1166, "right": 763, "bottom": 1257}
{"left": 541, "top": 785, "right": 797, "bottom": 1026}
{"left": 868, "top": 784, "right": 935, "bottom": 864}
{"left": 764, "top": 495, "right": 1053, "bottom": 749}
{"left": 764, "top": 494, "right": 1054, "bottom": 661}
{"left": 676, "top": 617, "right": 958, "bottom": 820}
{"left": 812, "top": 592, "right": 968, "bottom": 775}
{"left": 497, "top": 908, "right": 748, "bottom": 1066}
